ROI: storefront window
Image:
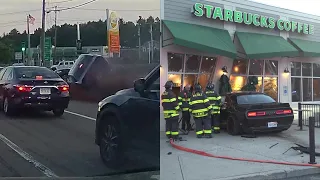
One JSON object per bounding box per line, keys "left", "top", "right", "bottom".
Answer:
{"left": 291, "top": 78, "right": 301, "bottom": 102}
{"left": 302, "top": 63, "right": 312, "bottom": 77}
{"left": 249, "top": 59, "right": 263, "bottom": 75}
{"left": 184, "top": 74, "right": 197, "bottom": 91}
{"left": 303, "top": 78, "right": 312, "bottom": 101}
{"left": 291, "top": 62, "right": 301, "bottom": 76}
{"left": 198, "top": 74, "right": 210, "bottom": 90}
{"left": 263, "top": 77, "right": 278, "bottom": 101}
{"left": 200, "top": 56, "right": 216, "bottom": 73}
{"left": 313, "top": 63, "right": 320, "bottom": 77}
{"left": 256, "top": 76, "right": 263, "bottom": 92}
{"left": 265, "top": 60, "right": 278, "bottom": 76}
{"left": 185, "top": 55, "right": 201, "bottom": 73}
{"left": 168, "top": 74, "right": 182, "bottom": 95}
{"left": 230, "top": 75, "right": 246, "bottom": 91}
{"left": 313, "top": 79, "right": 320, "bottom": 101}
{"left": 232, "top": 59, "right": 247, "bottom": 75}
{"left": 167, "top": 52, "right": 184, "bottom": 72}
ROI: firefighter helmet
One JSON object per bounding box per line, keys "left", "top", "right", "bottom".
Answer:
{"left": 206, "top": 83, "right": 214, "bottom": 90}
{"left": 194, "top": 83, "right": 202, "bottom": 92}
{"left": 164, "top": 81, "right": 174, "bottom": 89}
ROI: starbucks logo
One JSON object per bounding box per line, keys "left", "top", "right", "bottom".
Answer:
{"left": 110, "top": 12, "right": 118, "bottom": 29}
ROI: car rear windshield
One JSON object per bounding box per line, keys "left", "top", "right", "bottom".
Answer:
{"left": 14, "top": 67, "right": 60, "bottom": 79}
{"left": 237, "top": 94, "right": 276, "bottom": 105}
{"left": 68, "top": 55, "right": 93, "bottom": 81}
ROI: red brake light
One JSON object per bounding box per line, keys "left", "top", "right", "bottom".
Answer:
{"left": 247, "top": 111, "right": 266, "bottom": 117}
{"left": 14, "top": 85, "right": 33, "bottom": 92}
{"left": 58, "top": 85, "right": 69, "bottom": 92}
{"left": 276, "top": 110, "right": 292, "bottom": 115}
{"left": 36, "top": 76, "right": 43, "bottom": 80}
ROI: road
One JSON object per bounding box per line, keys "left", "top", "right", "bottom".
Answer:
{"left": 0, "top": 100, "right": 158, "bottom": 179}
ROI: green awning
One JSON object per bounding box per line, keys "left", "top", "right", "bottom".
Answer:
{"left": 163, "top": 20, "right": 236, "bottom": 59}
{"left": 235, "top": 32, "right": 299, "bottom": 59}
{"left": 288, "top": 38, "right": 320, "bottom": 57}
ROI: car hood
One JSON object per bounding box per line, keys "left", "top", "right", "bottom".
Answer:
{"left": 115, "top": 88, "right": 140, "bottom": 97}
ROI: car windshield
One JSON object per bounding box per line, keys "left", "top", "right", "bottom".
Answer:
{"left": 237, "top": 94, "right": 276, "bottom": 105}
{"left": 14, "top": 67, "right": 60, "bottom": 79}
{"left": 68, "top": 55, "right": 93, "bottom": 81}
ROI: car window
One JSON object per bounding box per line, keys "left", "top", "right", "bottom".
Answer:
{"left": 14, "top": 67, "right": 60, "bottom": 79}
{"left": 58, "top": 62, "right": 62, "bottom": 66}
{"left": 7, "top": 70, "right": 13, "bottom": 80}
{"left": 68, "top": 55, "right": 94, "bottom": 81}
{"left": 2, "top": 69, "right": 12, "bottom": 81}
{"left": 237, "top": 94, "right": 276, "bottom": 105}
{"left": 0, "top": 68, "right": 7, "bottom": 80}
{"left": 70, "top": 62, "right": 74, "bottom": 65}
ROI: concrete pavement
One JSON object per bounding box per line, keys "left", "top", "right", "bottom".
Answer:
{"left": 160, "top": 125, "right": 320, "bottom": 180}
{"left": 0, "top": 100, "right": 158, "bottom": 179}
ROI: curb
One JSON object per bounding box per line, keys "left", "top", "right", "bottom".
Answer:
{"left": 215, "top": 167, "right": 320, "bottom": 180}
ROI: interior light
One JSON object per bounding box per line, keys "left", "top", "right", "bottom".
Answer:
{"left": 234, "top": 66, "right": 239, "bottom": 72}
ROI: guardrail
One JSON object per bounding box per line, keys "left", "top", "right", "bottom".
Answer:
{"left": 297, "top": 103, "right": 320, "bottom": 128}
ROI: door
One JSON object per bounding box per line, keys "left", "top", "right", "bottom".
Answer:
{"left": 0, "top": 68, "right": 8, "bottom": 103}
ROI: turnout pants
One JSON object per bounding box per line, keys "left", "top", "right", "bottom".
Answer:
{"left": 211, "top": 114, "right": 220, "bottom": 132}
{"left": 165, "top": 117, "right": 179, "bottom": 139}
{"left": 181, "top": 111, "right": 191, "bottom": 130}
{"left": 194, "top": 116, "right": 211, "bottom": 136}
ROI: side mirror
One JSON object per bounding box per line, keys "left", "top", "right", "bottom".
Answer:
{"left": 134, "top": 78, "right": 146, "bottom": 93}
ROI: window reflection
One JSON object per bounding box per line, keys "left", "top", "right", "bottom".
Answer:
{"left": 302, "top": 63, "right": 312, "bottom": 77}
{"left": 230, "top": 75, "right": 246, "bottom": 91}
{"left": 263, "top": 77, "right": 278, "bottom": 101}
{"left": 265, "top": 60, "right": 278, "bottom": 76}
{"left": 291, "top": 77, "right": 301, "bottom": 102}
{"left": 168, "top": 74, "right": 182, "bottom": 96}
{"left": 167, "top": 53, "right": 184, "bottom": 72}
{"left": 198, "top": 74, "right": 211, "bottom": 91}
{"left": 185, "top": 55, "right": 201, "bottom": 73}
{"left": 313, "top": 63, "right": 320, "bottom": 77}
{"left": 256, "top": 77, "right": 263, "bottom": 92}
{"left": 232, "top": 59, "right": 247, "bottom": 75}
{"left": 291, "top": 62, "right": 301, "bottom": 76}
{"left": 200, "top": 56, "right": 216, "bottom": 73}
{"left": 183, "top": 74, "right": 197, "bottom": 91}
{"left": 313, "top": 79, "right": 320, "bottom": 101}
{"left": 303, "top": 78, "right": 312, "bottom": 101}
{"left": 249, "top": 59, "right": 263, "bottom": 75}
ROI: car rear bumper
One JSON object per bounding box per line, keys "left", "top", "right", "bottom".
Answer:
{"left": 245, "top": 116, "right": 294, "bottom": 133}
{"left": 11, "top": 96, "right": 70, "bottom": 110}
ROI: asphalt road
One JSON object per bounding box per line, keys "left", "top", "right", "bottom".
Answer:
{"left": 0, "top": 100, "right": 159, "bottom": 179}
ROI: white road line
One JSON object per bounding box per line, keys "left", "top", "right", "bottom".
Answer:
{"left": 0, "top": 134, "right": 58, "bottom": 178}
{"left": 65, "top": 110, "right": 96, "bottom": 121}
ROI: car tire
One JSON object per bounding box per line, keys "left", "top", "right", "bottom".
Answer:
{"left": 53, "top": 108, "right": 64, "bottom": 117}
{"left": 3, "top": 97, "right": 14, "bottom": 116}
{"left": 227, "top": 116, "right": 241, "bottom": 136}
{"left": 99, "top": 114, "right": 125, "bottom": 168}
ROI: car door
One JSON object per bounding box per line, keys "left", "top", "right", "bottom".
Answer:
{"left": 0, "top": 68, "right": 7, "bottom": 103}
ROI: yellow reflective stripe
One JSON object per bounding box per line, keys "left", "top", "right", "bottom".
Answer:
{"left": 196, "top": 131, "right": 203, "bottom": 135}
{"left": 204, "top": 99, "right": 209, "bottom": 103}
{"left": 181, "top": 99, "right": 190, "bottom": 101}
{"left": 178, "top": 97, "right": 183, "bottom": 100}
{"left": 194, "top": 114, "right": 208, "bottom": 118}
{"left": 178, "top": 102, "right": 182, "bottom": 105}
{"left": 208, "top": 105, "right": 213, "bottom": 110}
{"left": 214, "top": 127, "right": 220, "bottom": 130}
{"left": 217, "top": 96, "right": 221, "bottom": 100}
{"left": 212, "top": 112, "right": 220, "bottom": 114}
{"left": 191, "top": 109, "right": 208, "bottom": 113}
{"left": 175, "top": 106, "right": 180, "bottom": 110}
{"left": 163, "top": 110, "right": 177, "bottom": 113}
{"left": 182, "top": 108, "right": 189, "bottom": 111}
{"left": 207, "top": 97, "right": 215, "bottom": 100}
{"left": 212, "top": 106, "right": 220, "bottom": 109}
{"left": 171, "top": 131, "right": 179, "bottom": 135}
{"left": 162, "top": 98, "right": 177, "bottom": 102}
{"left": 204, "top": 130, "right": 212, "bottom": 134}
{"left": 166, "top": 131, "right": 171, "bottom": 135}
{"left": 189, "top": 100, "right": 204, "bottom": 105}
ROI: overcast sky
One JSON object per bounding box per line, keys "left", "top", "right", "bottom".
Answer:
{"left": 0, "top": 0, "right": 159, "bottom": 34}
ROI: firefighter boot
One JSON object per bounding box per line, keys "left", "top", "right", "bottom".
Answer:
{"left": 196, "top": 134, "right": 203, "bottom": 138}
{"left": 214, "top": 129, "right": 220, "bottom": 134}
{"left": 205, "top": 133, "right": 212, "bottom": 138}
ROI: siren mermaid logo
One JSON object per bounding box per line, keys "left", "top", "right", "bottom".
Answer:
{"left": 109, "top": 11, "right": 118, "bottom": 29}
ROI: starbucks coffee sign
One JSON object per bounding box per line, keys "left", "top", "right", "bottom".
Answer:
{"left": 192, "top": 3, "right": 314, "bottom": 34}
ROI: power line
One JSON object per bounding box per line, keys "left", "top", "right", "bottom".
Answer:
{"left": 57, "top": 0, "right": 99, "bottom": 11}
{"left": 0, "top": 9, "right": 40, "bottom": 16}
{"left": 58, "top": 7, "right": 160, "bottom": 11}
{"left": 52, "top": 0, "right": 76, "bottom": 3}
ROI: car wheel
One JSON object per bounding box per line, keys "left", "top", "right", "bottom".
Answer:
{"left": 227, "top": 116, "right": 241, "bottom": 136}
{"left": 3, "top": 97, "right": 14, "bottom": 116}
{"left": 53, "top": 108, "right": 64, "bottom": 117}
{"left": 99, "top": 115, "right": 125, "bottom": 168}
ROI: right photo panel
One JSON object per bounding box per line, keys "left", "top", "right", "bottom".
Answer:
{"left": 160, "top": 0, "right": 320, "bottom": 179}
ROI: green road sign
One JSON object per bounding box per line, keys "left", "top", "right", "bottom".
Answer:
{"left": 21, "top": 41, "right": 26, "bottom": 52}
{"left": 44, "top": 37, "right": 52, "bottom": 61}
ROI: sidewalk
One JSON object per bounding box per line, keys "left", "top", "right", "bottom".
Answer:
{"left": 160, "top": 125, "right": 320, "bottom": 180}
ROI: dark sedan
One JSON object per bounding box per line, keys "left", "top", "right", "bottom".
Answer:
{"left": 95, "top": 64, "right": 160, "bottom": 169}
{"left": 55, "top": 68, "right": 70, "bottom": 81}
{"left": 220, "top": 92, "right": 294, "bottom": 135}
{"left": 0, "top": 66, "right": 70, "bottom": 116}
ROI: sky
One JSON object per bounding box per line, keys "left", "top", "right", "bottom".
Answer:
{"left": 0, "top": 0, "right": 160, "bottom": 34}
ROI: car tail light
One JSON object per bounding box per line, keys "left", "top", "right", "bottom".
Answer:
{"left": 14, "top": 85, "right": 33, "bottom": 92}
{"left": 57, "top": 85, "right": 69, "bottom": 92}
{"left": 276, "top": 109, "right": 292, "bottom": 115}
{"left": 247, "top": 111, "right": 266, "bottom": 117}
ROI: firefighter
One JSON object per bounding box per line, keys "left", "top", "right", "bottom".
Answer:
{"left": 189, "top": 83, "right": 213, "bottom": 138}
{"left": 205, "top": 83, "right": 222, "bottom": 134}
{"left": 178, "top": 85, "right": 194, "bottom": 131}
{"left": 161, "top": 80, "right": 181, "bottom": 140}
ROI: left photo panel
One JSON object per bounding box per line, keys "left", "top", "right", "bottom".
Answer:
{"left": 0, "top": 0, "right": 160, "bottom": 179}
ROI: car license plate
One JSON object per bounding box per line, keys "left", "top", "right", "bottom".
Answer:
{"left": 268, "top": 122, "right": 278, "bottom": 128}
{"left": 40, "top": 88, "right": 51, "bottom": 95}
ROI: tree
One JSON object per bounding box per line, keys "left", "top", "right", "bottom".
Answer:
{"left": 0, "top": 41, "right": 13, "bottom": 64}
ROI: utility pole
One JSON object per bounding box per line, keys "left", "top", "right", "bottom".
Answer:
{"left": 54, "top": 6, "right": 58, "bottom": 64}
{"left": 27, "top": 15, "right": 31, "bottom": 65}
{"left": 149, "top": 23, "right": 153, "bottom": 64}
{"left": 41, "top": 0, "right": 46, "bottom": 67}
{"left": 138, "top": 16, "right": 142, "bottom": 61}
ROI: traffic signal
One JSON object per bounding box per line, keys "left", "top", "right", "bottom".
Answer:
{"left": 21, "top": 41, "right": 26, "bottom": 52}
{"left": 76, "top": 40, "right": 82, "bottom": 51}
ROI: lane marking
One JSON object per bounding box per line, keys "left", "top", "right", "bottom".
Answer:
{"left": 65, "top": 110, "right": 96, "bottom": 121}
{"left": 0, "top": 134, "right": 58, "bottom": 178}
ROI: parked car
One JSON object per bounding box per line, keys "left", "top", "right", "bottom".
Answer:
{"left": 0, "top": 66, "right": 70, "bottom": 116}
{"left": 220, "top": 92, "right": 294, "bottom": 135}
{"left": 12, "top": 63, "right": 25, "bottom": 66}
{"left": 55, "top": 68, "right": 70, "bottom": 81}
{"left": 95, "top": 64, "right": 160, "bottom": 168}
{"left": 51, "top": 60, "right": 74, "bottom": 71}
